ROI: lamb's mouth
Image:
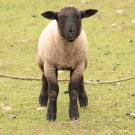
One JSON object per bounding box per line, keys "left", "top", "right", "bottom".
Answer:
{"left": 64, "top": 36, "right": 75, "bottom": 42}
{"left": 68, "top": 38, "right": 75, "bottom": 42}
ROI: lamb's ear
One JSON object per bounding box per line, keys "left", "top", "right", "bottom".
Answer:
{"left": 81, "top": 9, "right": 98, "bottom": 18}
{"left": 41, "top": 11, "right": 58, "bottom": 20}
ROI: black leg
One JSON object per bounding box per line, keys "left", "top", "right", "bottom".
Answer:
{"left": 78, "top": 76, "right": 88, "bottom": 108}
{"left": 69, "top": 70, "right": 79, "bottom": 120}
{"left": 47, "top": 80, "right": 59, "bottom": 121}
{"left": 39, "top": 74, "right": 48, "bottom": 106}
{"left": 47, "top": 69, "right": 59, "bottom": 121}
{"left": 69, "top": 88, "right": 79, "bottom": 120}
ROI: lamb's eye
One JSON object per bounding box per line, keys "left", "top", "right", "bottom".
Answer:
{"left": 58, "top": 15, "right": 66, "bottom": 22}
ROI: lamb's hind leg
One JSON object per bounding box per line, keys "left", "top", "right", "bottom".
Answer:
{"left": 78, "top": 76, "right": 88, "bottom": 108}
{"left": 39, "top": 74, "right": 48, "bottom": 106}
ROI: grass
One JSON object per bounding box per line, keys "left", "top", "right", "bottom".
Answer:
{"left": 0, "top": 0, "right": 135, "bottom": 134}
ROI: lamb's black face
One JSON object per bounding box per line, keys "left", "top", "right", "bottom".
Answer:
{"left": 41, "top": 7, "right": 98, "bottom": 42}
{"left": 57, "top": 7, "right": 81, "bottom": 42}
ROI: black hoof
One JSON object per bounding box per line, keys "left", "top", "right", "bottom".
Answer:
{"left": 47, "top": 113, "right": 56, "bottom": 121}
{"left": 78, "top": 95, "right": 88, "bottom": 108}
{"left": 69, "top": 109, "right": 79, "bottom": 120}
{"left": 39, "top": 95, "right": 48, "bottom": 106}
{"left": 70, "top": 117, "right": 79, "bottom": 121}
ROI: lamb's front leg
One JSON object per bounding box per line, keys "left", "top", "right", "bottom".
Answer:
{"left": 78, "top": 76, "right": 88, "bottom": 108}
{"left": 44, "top": 65, "right": 59, "bottom": 121}
{"left": 69, "top": 64, "right": 85, "bottom": 120}
{"left": 39, "top": 74, "right": 48, "bottom": 106}
{"left": 69, "top": 83, "right": 79, "bottom": 120}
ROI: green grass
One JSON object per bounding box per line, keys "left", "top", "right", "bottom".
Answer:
{"left": 0, "top": 0, "right": 135, "bottom": 134}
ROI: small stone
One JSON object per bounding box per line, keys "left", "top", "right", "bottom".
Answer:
{"left": 0, "top": 104, "right": 12, "bottom": 111}
{"left": 115, "top": 9, "right": 127, "bottom": 16}
{"left": 31, "top": 14, "right": 37, "bottom": 18}
{"left": 131, "top": 19, "right": 135, "bottom": 24}
{"left": 131, "top": 93, "right": 135, "bottom": 96}
{"left": 80, "top": 0, "right": 87, "bottom": 4}
{"left": 126, "top": 112, "right": 135, "bottom": 118}
{"left": 37, "top": 107, "right": 45, "bottom": 111}
{"left": 110, "top": 23, "right": 122, "bottom": 30}
{"left": 128, "top": 39, "right": 133, "bottom": 43}
{"left": 8, "top": 114, "right": 17, "bottom": 120}
{"left": 111, "top": 23, "right": 118, "bottom": 28}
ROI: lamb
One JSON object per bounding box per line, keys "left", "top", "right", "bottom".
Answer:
{"left": 38, "top": 6, "right": 98, "bottom": 121}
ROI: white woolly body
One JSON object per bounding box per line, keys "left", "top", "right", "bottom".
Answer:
{"left": 38, "top": 20, "right": 88, "bottom": 71}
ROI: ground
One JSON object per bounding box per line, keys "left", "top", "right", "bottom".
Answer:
{"left": 0, "top": 0, "right": 135, "bottom": 135}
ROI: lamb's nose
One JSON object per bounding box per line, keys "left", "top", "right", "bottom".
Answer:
{"left": 67, "top": 31, "right": 74, "bottom": 35}
{"left": 67, "top": 30, "right": 74, "bottom": 37}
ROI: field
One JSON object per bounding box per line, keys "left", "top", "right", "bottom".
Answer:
{"left": 0, "top": 0, "right": 135, "bottom": 135}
